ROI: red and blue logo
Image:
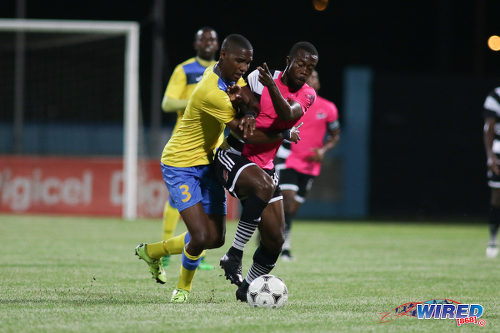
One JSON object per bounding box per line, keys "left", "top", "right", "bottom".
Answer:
{"left": 417, "top": 302, "right": 485, "bottom": 327}
{"left": 379, "top": 299, "right": 486, "bottom": 327}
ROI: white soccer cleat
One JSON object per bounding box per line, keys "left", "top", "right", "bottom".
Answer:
{"left": 486, "top": 243, "right": 499, "bottom": 258}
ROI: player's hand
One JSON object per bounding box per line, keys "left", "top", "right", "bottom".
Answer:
{"left": 239, "top": 115, "right": 256, "bottom": 138}
{"left": 257, "top": 63, "right": 275, "bottom": 87}
{"left": 306, "top": 147, "right": 326, "bottom": 162}
{"left": 288, "top": 122, "right": 303, "bottom": 144}
{"left": 488, "top": 156, "right": 500, "bottom": 175}
{"left": 226, "top": 84, "right": 245, "bottom": 105}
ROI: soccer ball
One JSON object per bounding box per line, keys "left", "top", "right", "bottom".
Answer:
{"left": 247, "top": 275, "right": 288, "bottom": 308}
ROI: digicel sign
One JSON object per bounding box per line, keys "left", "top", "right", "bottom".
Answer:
{"left": 0, "top": 156, "right": 166, "bottom": 217}
{"left": 0, "top": 156, "right": 239, "bottom": 219}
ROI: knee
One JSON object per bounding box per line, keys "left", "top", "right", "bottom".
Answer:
{"left": 188, "top": 230, "right": 211, "bottom": 250}
{"left": 213, "top": 235, "right": 225, "bottom": 249}
{"left": 254, "top": 175, "right": 274, "bottom": 201}
{"left": 210, "top": 229, "right": 225, "bottom": 249}
{"left": 200, "top": 230, "right": 225, "bottom": 250}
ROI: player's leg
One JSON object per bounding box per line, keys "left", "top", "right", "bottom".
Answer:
{"left": 136, "top": 164, "right": 224, "bottom": 301}
{"left": 135, "top": 165, "right": 183, "bottom": 284}
{"left": 280, "top": 168, "right": 313, "bottom": 260}
{"left": 194, "top": 172, "right": 221, "bottom": 270}
{"left": 215, "top": 150, "right": 276, "bottom": 286}
{"left": 170, "top": 164, "right": 227, "bottom": 302}
{"left": 236, "top": 198, "right": 285, "bottom": 302}
{"left": 160, "top": 196, "right": 180, "bottom": 268}
{"left": 162, "top": 190, "right": 214, "bottom": 270}
{"left": 135, "top": 165, "right": 200, "bottom": 286}
{"left": 487, "top": 187, "right": 500, "bottom": 258}
{"left": 135, "top": 229, "right": 191, "bottom": 284}
{"left": 281, "top": 188, "right": 299, "bottom": 260}
{"left": 168, "top": 203, "right": 209, "bottom": 302}
{"left": 215, "top": 149, "right": 274, "bottom": 285}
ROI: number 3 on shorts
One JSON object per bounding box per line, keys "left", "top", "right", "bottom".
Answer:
{"left": 179, "top": 185, "right": 191, "bottom": 202}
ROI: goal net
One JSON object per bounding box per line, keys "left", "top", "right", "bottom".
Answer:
{"left": 0, "top": 19, "right": 152, "bottom": 220}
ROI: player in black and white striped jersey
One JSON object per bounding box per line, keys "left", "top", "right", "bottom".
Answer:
{"left": 483, "top": 86, "right": 500, "bottom": 258}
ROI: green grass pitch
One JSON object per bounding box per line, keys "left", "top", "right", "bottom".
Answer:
{"left": 0, "top": 214, "right": 498, "bottom": 332}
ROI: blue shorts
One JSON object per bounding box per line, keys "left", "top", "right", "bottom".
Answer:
{"left": 161, "top": 163, "right": 226, "bottom": 215}
{"left": 168, "top": 195, "right": 176, "bottom": 209}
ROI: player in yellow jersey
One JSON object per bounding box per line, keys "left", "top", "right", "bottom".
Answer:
{"left": 135, "top": 34, "right": 295, "bottom": 303}
{"left": 135, "top": 34, "right": 256, "bottom": 303}
{"left": 160, "top": 27, "right": 219, "bottom": 271}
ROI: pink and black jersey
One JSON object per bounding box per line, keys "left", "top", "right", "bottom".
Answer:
{"left": 242, "top": 70, "right": 316, "bottom": 170}
{"left": 284, "top": 95, "right": 339, "bottom": 176}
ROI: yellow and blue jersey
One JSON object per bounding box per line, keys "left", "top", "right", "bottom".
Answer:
{"left": 164, "top": 57, "right": 216, "bottom": 133}
{"left": 161, "top": 65, "right": 246, "bottom": 167}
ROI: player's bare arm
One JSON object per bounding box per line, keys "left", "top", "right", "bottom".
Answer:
{"left": 227, "top": 84, "right": 255, "bottom": 137}
{"left": 484, "top": 117, "right": 500, "bottom": 175}
{"left": 225, "top": 119, "right": 301, "bottom": 144}
{"left": 227, "top": 84, "right": 245, "bottom": 105}
{"left": 308, "top": 127, "right": 340, "bottom": 162}
{"left": 227, "top": 84, "right": 260, "bottom": 137}
{"left": 227, "top": 84, "right": 260, "bottom": 115}
{"left": 258, "top": 62, "right": 303, "bottom": 121}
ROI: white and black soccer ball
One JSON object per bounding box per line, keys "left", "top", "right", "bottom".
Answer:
{"left": 247, "top": 274, "right": 288, "bottom": 308}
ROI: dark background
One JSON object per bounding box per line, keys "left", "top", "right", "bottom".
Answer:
{"left": 1, "top": 0, "right": 499, "bottom": 220}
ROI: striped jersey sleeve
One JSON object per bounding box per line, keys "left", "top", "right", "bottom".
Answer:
{"left": 484, "top": 87, "right": 500, "bottom": 118}
{"left": 247, "top": 69, "right": 281, "bottom": 98}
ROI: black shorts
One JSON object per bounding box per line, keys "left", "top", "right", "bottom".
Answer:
{"left": 488, "top": 155, "right": 500, "bottom": 188}
{"left": 274, "top": 157, "right": 286, "bottom": 171}
{"left": 278, "top": 167, "right": 315, "bottom": 203}
{"left": 215, "top": 148, "right": 282, "bottom": 201}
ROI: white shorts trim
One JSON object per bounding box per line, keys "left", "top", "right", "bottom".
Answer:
{"left": 280, "top": 184, "right": 299, "bottom": 192}
{"left": 229, "top": 162, "right": 256, "bottom": 193}
{"left": 488, "top": 181, "right": 500, "bottom": 188}
{"left": 493, "top": 140, "right": 500, "bottom": 154}
{"left": 269, "top": 195, "right": 283, "bottom": 204}
{"left": 276, "top": 145, "right": 291, "bottom": 159}
{"left": 275, "top": 163, "right": 286, "bottom": 173}
{"left": 294, "top": 195, "right": 305, "bottom": 203}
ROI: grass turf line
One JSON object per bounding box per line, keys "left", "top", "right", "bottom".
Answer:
{"left": 0, "top": 215, "right": 498, "bottom": 332}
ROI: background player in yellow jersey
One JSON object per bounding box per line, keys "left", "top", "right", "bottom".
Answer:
{"left": 160, "top": 27, "right": 219, "bottom": 271}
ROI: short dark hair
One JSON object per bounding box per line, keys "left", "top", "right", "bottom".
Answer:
{"left": 288, "top": 41, "right": 318, "bottom": 58}
{"left": 221, "top": 34, "right": 253, "bottom": 52}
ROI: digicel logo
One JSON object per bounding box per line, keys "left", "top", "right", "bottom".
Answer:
{"left": 0, "top": 164, "right": 168, "bottom": 217}
{"left": 109, "top": 170, "right": 167, "bottom": 216}
{"left": 0, "top": 168, "right": 92, "bottom": 211}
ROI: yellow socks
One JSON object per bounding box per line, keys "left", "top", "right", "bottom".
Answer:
{"left": 164, "top": 232, "right": 188, "bottom": 255}
{"left": 162, "top": 202, "right": 180, "bottom": 241}
{"left": 146, "top": 232, "right": 187, "bottom": 259}
{"left": 177, "top": 246, "right": 202, "bottom": 291}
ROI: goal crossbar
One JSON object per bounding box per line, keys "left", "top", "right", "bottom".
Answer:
{"left": 0, "top": 19, "right": 140, "bottom": 220}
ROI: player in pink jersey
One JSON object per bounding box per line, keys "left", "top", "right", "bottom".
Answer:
{"left": 276, "top": 71, "right": 340, "bottom": 261}
{"left": 214, "top": 42, "right": 318, "bottom": 302}
{"left": 276, "top": 70, "right": 340, "bottom": 261}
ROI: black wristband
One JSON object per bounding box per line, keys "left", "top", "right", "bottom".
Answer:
{"left": 243, "top": 110, "right": 256, "bottom": 117}
{"left": 281, "top": 129, "right": 291, "bottom": 140}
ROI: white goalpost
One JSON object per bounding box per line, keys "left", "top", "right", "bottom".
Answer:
{"left": 0, "top": 19, "right": 140, "bottom": 220}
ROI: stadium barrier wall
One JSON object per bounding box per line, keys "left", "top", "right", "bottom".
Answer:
{"left": 0, "top": 156, "right": 239, "bottom": 220}
{"left": 296, "top": 67, "right": 372, "bottom": 219}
